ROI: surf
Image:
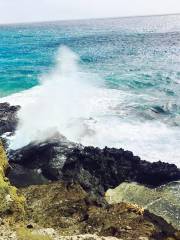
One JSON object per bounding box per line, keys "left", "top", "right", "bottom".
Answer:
{"left": 1, "top": 46, "right": 180, "bottom": 167}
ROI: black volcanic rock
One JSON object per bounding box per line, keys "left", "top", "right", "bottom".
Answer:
{"left": 63, "top": 146, "right": 180, "bottom": 190}
{"left": 0, "top": 102, "right": 20, "bottom": 136}
{"left": 8, "top": 162, "right": 49, "bottom": 187}
{"left": 8, "top": 138, "right": 180, "bottom": 196}
{"left": 8, "top": 136, "right": 80, "bottom": 182}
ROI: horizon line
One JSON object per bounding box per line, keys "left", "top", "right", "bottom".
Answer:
{"left": 0, "top": 12, "right": 180, "bottom": 26}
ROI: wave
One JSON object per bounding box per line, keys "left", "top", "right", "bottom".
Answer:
{"left": 1, "top": 46, "right": 180, "bottom": 167}
{"left": 3, "top": 46, "right": 108, "bottom": 148}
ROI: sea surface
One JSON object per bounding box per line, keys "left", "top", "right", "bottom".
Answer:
{"left": 1, "top": 14, "right": 180, "bottom": 166}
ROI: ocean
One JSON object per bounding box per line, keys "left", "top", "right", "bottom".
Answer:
{"left": 1, "top": 14, "right": 180, "bottom": 166}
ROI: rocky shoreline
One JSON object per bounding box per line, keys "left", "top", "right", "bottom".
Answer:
{"left": 0, "top": 102, "right": 180, "bottom": 239}
{"left": 8, "top": 139, "right": 180, "bottom": 198}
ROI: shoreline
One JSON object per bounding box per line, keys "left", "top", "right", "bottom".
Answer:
{"left": 0, "top": 101, "right": 180, "bottom": 239}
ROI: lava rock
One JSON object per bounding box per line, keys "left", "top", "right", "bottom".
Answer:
{"left": 8, "top": 140, "right": 180, "bottom": 196}
{"left": 61, "top": 146, "right": 180, "bottom": 192}
{"left": 8, "top": 163, "right": 50, "bottom": 187}
{"left": 0, "top": 102, "right": 20, "bottom": 136}
{"left": 8, "top": 136, "right": 81, "bottom": 181}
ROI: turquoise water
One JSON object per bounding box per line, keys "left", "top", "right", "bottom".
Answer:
{"left": 1, "top": 15, "right": 180, "bottom": 165}
{"left": 1, "top": 15, "right": 180, "bottom": 98}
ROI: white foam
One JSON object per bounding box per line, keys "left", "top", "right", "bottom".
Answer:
{"left": 80, "top": 118, "right": 180, "bottom": 167}
{"left": 1, "top": 46, "right": 180, "bottom": 167}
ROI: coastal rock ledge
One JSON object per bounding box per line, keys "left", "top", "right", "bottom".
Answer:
{"left": 0, "top": 102, "right": 179, "bottom": 195}
{"left": 8, "top": 139, "right": 180, "bottom": 197}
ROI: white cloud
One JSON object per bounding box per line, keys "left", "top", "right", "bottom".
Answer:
{"left": 0, "top": 0, "right": 180, "bottom": 24}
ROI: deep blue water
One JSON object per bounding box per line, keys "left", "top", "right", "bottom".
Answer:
{"left": 1, "top": 14, "right": 180, "bottom": 165}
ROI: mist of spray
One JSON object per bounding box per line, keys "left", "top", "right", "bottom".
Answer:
{"left": 9, "top": 46, "right": 102, "bottom": 149}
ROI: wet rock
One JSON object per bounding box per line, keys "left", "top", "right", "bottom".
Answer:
{"left": 8, "top": 163, "right": 50, "bottom": 187}
{"left": 8, "top": 140, "right": 180, "bottom": 196}
{"left": 0, "top": 102, "right": 20, "bottom": 136}
{"left": 8, "top": 136, "right": 82, "bottom": 186}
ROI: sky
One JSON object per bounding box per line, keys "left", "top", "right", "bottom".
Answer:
{"left": 0, "top": 0, "right": 180, "bottom": 24}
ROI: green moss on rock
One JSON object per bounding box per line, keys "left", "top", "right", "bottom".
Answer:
{"left": 0, "top": 140, "right": 25, "bottom": 221}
